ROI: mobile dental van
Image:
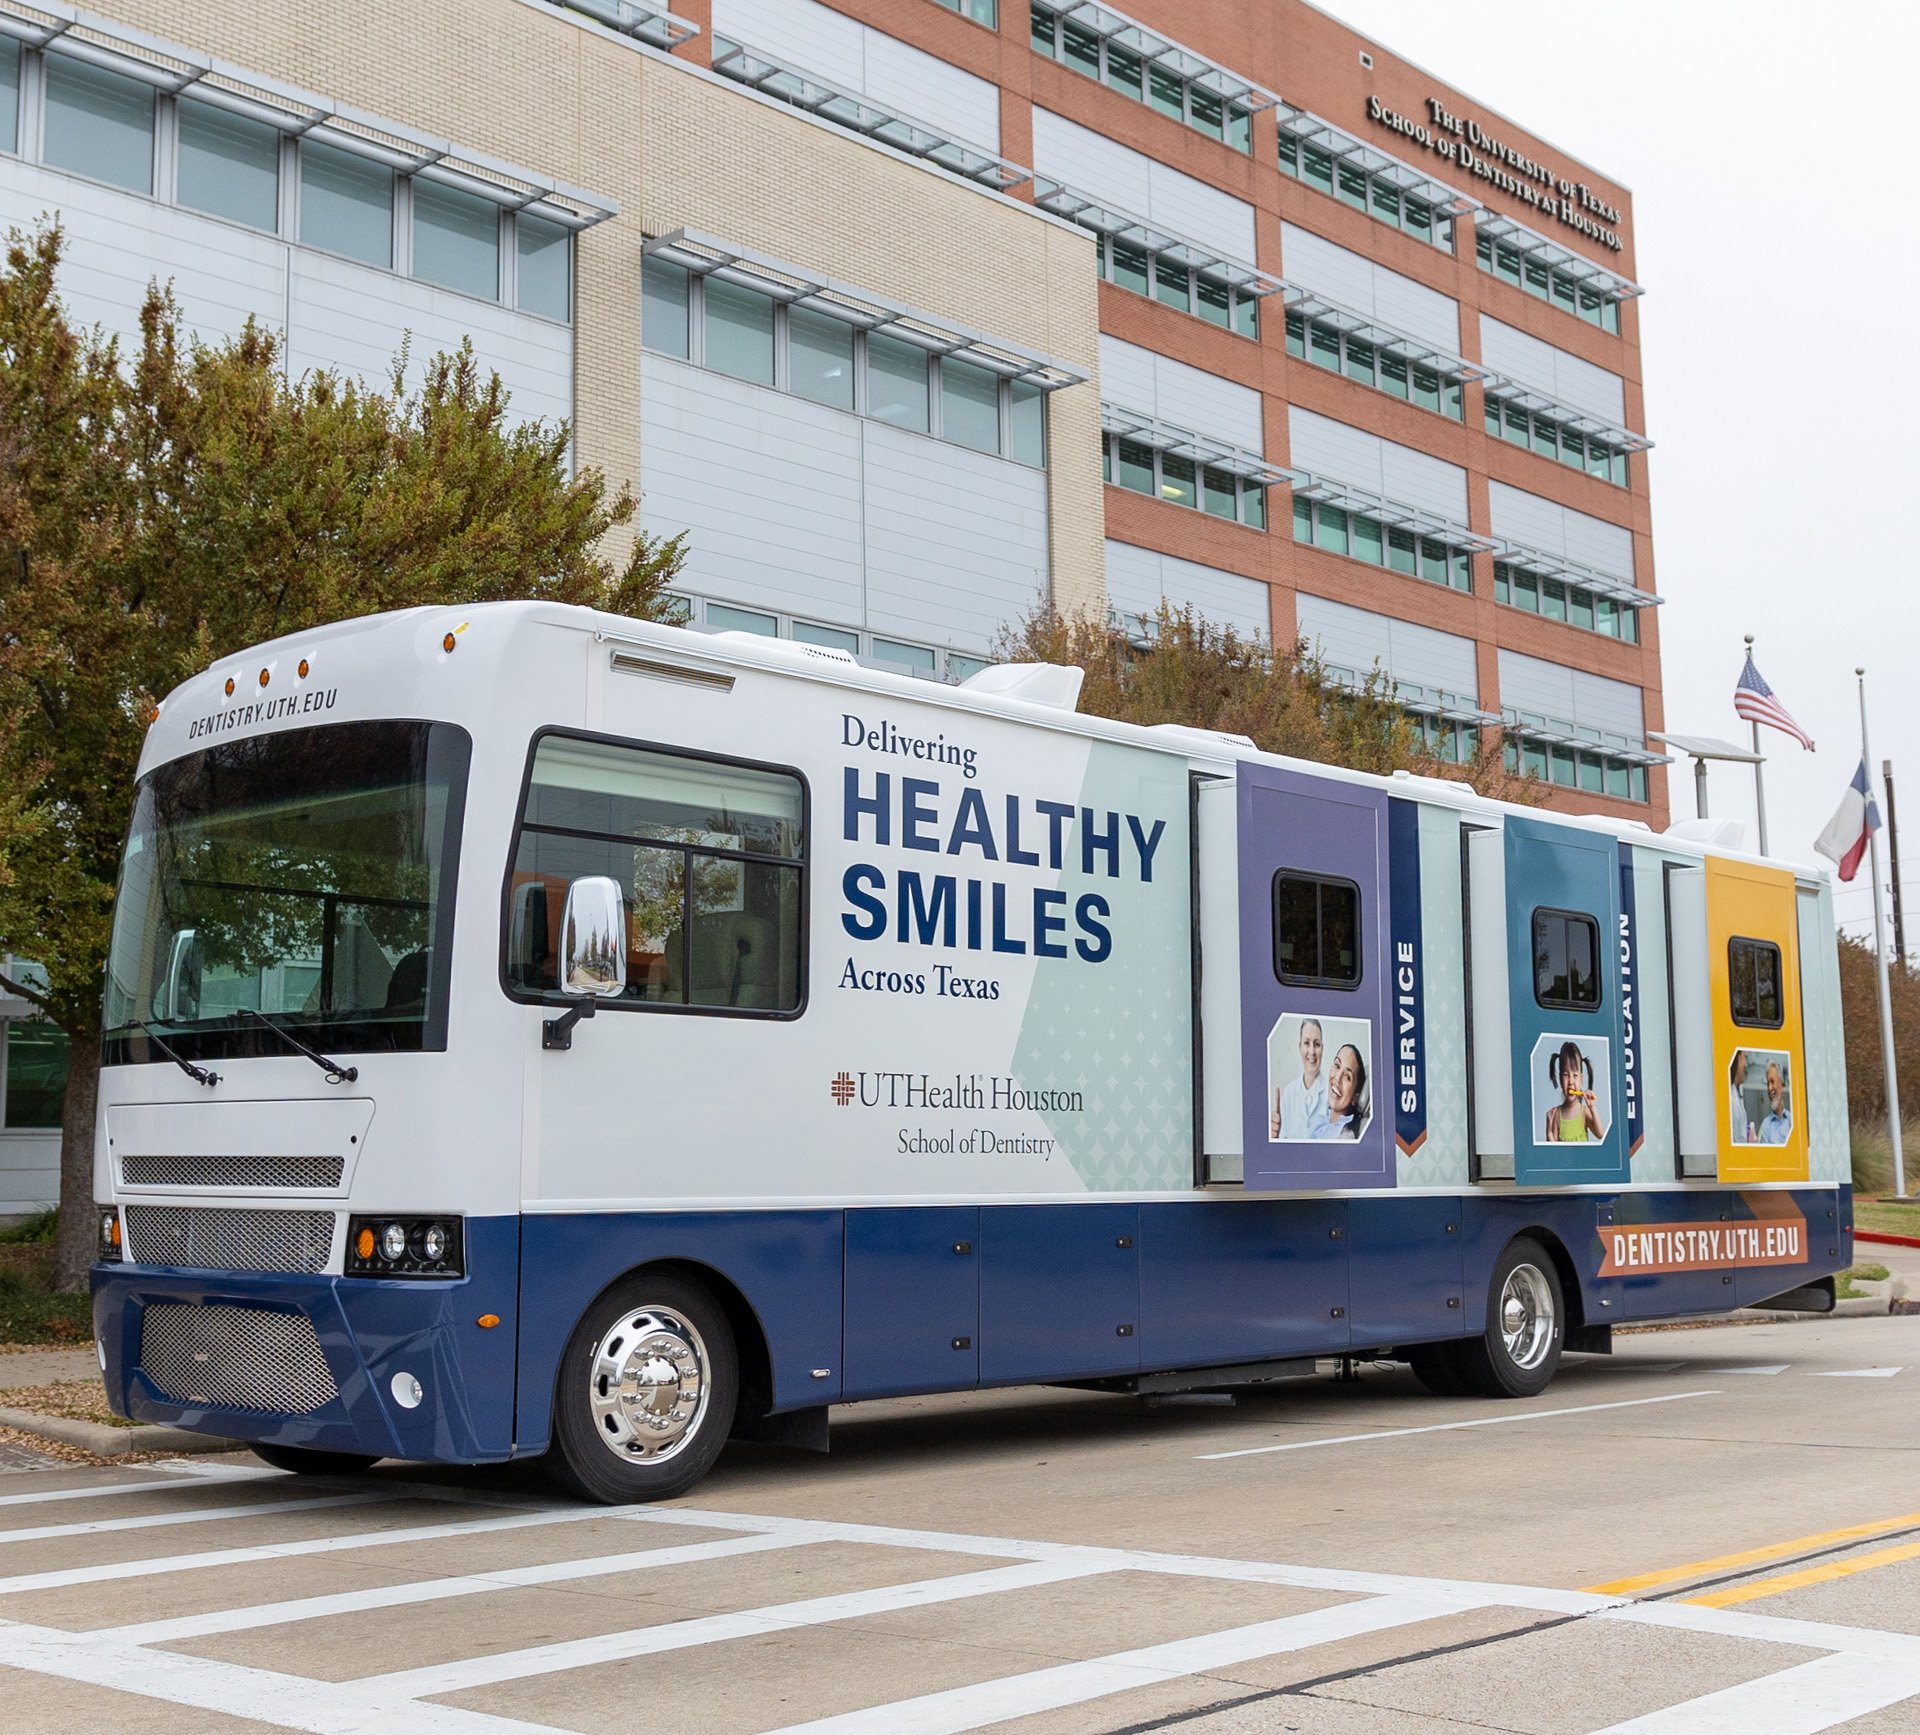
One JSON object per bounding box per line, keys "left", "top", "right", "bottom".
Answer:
{"left": 93, "top": 602, "right": 1852, "bottom": 1499}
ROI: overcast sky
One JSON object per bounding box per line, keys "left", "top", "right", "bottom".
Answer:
{"left": 1322, "top": 0, "right": 1917, "bottom": 955}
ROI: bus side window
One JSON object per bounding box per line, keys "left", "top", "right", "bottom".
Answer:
{"left": 1728, "top": 936, "right": 1783, "bottom": 1028}
{"left": 1532, "top": 907, "right": 1600, "bottom": 1010}
{"left": 504, "top": 733, "right": 806, "bottom": 1015}
{"left": 1272, "top": 872, "right": 1362, "bottom": 988}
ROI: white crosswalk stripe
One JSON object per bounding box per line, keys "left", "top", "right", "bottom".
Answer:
{"left": 0, "top": 1477, "right": 1912, "bottom": 1734}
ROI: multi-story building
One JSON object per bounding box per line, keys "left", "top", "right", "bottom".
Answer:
{"left": 0, "top": 0, "right": 1665, "bottom": 1204}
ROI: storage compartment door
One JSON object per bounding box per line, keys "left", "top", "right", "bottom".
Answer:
{"left": 1506, "top": 816, "right": 1631, "bottom": 1186}
{"left": 843, "top": 1207, "right": 979, "bottom": 1399}
{"left": 979, "top": 1204, "right": 1139, "bottom": 1383}
{"left": 1237, "top": 764, "right": 1395, "bottom": 1190}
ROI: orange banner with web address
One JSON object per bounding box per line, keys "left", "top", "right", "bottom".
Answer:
{"left": 1598, "top": 1214, "right": 1806, "bottom": 1276}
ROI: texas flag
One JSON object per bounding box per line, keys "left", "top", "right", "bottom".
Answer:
{"left": 1814, "top": 758, "right": 1882, "bottom": 883}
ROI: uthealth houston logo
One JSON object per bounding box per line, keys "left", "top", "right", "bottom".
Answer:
{"left": 828, "top": 1071, "right": 1085, "bottom": 1113}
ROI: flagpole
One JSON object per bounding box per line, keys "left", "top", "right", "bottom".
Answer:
{"left": 1745, "top": 634, "right": 1769, "bottom": 855}
{"left": 1859, "top": 668, "right": 1906, "bottom": 1198}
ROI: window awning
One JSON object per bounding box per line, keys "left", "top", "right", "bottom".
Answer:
{"left": 711, "top": 37, "right": 1030, "bottom": 192}
{"left": 1043, "top": 3, "right": 1278, "bottom": 111}
{"left": 1281, "top": 286, "right": 1487, "bottom": 382}
{"left": 1502, "top": 710, "right": 1670, "bottom": 766}
{"left": 1474, "top": 211, "right": 1642, "bottom": 303}
{"left": 1288, "top": 471, "right": 1497, "bottom": 554}
{"left": 1033, "top": 180, "right": 1284, "bottom": 297}
{"left": 1317, "top": 665, "right": 1498, "bottom": 727}
{"left": 1100, "top": 404, "right": 1288, "bottom": 484}
{"left": 556, "top": 0, "right": 699, "bottom": 50}
{"left": 647, "top": 230, "right": 1087, "bottom": 389}
{"left": 1479, "top": 375, "right": 1652, "bottom": 453}
{"left": 1274, "top": 101, "right": 1478, "bottom": 218}
{"left": 0, "top": 0, "right": 618, "bottom": 227}
{"left": 1488, "top": 537, "right": 1660, "bottom": 609}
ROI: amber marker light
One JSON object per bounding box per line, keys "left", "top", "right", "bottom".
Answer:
{"left": 442, "top": 632, "right": 457, "bottom": 654}
{"left": 258, "top": 667, "right": 270, "bottom": 688}
{"left": 477, "top": 1314, "right": 501, "bottom": 1329}
{"left": 355, "top": 1225, "right": 376, "bottom": 1261}
{"left": 297, "top": 658, "right": 310, "bottom": 679}
{"left": 224, "top": 677, "right": 235, "bottom": 697}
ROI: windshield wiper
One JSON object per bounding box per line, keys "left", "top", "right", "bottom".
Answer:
{"left": 133, "top": 1021, "right": 220, "bottom": 1089}
{"left": 236, "top": 1007, "right": 360, "bottom": 1085}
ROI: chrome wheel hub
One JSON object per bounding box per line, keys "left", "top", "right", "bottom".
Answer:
{"left": 588, "top": 1306, "right": 709, "bottom": 1463}
{"left": 1499, "top": 1264, "right": 1555, "bottom": 1372}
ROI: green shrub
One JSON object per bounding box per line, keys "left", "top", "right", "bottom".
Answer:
{"left": 0, "top": 1208, "right": 58, "bottom": 1245}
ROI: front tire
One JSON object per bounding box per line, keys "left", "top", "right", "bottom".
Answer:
{"left": 252, "top": 1443, "right": 379, "bottom": 1476}
{"left": 1453, "top": 1236, "right": 1565, "bottom": 1399}
{"left": 549, "top": 1270, "right": 738, "bottom": 1504}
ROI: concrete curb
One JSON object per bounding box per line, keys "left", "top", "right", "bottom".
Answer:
{"left": 0, "top": 1403, "right": 228, "bottom": 1459}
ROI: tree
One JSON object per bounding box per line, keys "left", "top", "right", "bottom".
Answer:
{"left": 0, "top": 225, "right": 686, "bottom": 1289}
{"left": 1837, "top": 933, "right": 1917, "bottom": 1137}
{"left": 1002, "top": 604, "right": 1538, "bottom": 803}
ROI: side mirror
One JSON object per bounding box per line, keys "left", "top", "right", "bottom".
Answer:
{"left": 159, "top": 929, "right": 201, "bottom": 1022}
{"left": 545, "top": 877, "right": 625, "bottom": 1050}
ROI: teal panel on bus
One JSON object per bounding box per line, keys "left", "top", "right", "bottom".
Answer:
{"left": 1505, "top": 815, "right": 1630, "bottom": 1185}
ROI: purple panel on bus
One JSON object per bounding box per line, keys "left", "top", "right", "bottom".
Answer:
{"left": 1237, "top": 763, "right": 1395, "bottom": 1190}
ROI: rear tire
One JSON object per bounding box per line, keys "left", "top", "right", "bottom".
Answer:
{"left": 251, "top": 1443, "right": 379, "bottom": 1476}
{"left": 1453, "top": 1236, "right": 1565, "bottom": 1399}
{"left": 548, "top": 1269, "right": 738, "bottom": 1504}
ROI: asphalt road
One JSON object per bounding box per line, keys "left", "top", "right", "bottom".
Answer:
{"left": 3, "top": 1313, "right": 1920, "bottom": 1733}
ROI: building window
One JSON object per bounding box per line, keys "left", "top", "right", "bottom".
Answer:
{"left": 516, "top": 215, "right": 571, "bottom": 320}
{"left": 1, "top": 1018, "right": 68, "bottom": 1131}
{"left": 1503, "top": 728, "right": 1650, "bottom": 802}
{"left": 690, "top": 597, "right": 984, "bottom": 685}
{"left": 1272, "top": 873, "right": 1362, "bottom": 987}
{"left": 299, "top": 140, "right": 394, "bottom": 268}
{"left": 1292, "top": 496, "right": 1472, "bottom": 592}
{"left": 176, "top": 99, "right": 280, "bottom": 232}
{"left": 932, "top": 0, "right": 997, "bottom": 21}
{"left": 43, "top": 53, "right": 154, "bottom": 194}
{"left": 1412, "top": 715, "right": 1479, "bottom": 764}
{"left": 1278, "top": 133, "right": 1451, "bottom": 252}
{"left": 1031, "top": 4, "right": 1254, "bottom": 152}
{"left": 1104, "top": 435, "right": 1265, "bottom": 527}
{"left": 1285, "top": 312, "right": 1464, "bottom": 419}
{"left": 1094, "top": 234, "right": 1259, "bottom": 336}
{"left": 1729, "top": 937, "right": 1785, "bottom": 1028}
{"left": 1532, "top": 908, "right": 1600, "bottom": 1010}
{"left": 7, "top": 38, "right": 580, "bottom": 322}
{"left": 413, "top": 179, "right": 501, "bottom": 300}
{"left": 506, "top": 735, "right": 805, "bottom": 1016}
{"left": 1493, "top": 562, "right": 1640, "bottom": 643}
{"left": 1484, "top": 392, "right": 1631, "bottom": 486}
{"left": 642, "top": 260, "right": 1048, "bottom": 468}
{"left": 1476, "top": 232, "right": 1623, "bottom": 333}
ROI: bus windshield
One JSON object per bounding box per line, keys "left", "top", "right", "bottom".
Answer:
{"left": 103, "top": 720, "right": 471, "bottom": 1066}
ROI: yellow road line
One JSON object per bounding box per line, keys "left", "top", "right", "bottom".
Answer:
{"left": 1585, "top": 1510, "right": 1920, "bottom": 1595}
{"left": 1685, "top": 1537, "right": 1920, "bottom": 1608}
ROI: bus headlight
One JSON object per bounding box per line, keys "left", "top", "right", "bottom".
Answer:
{"left": 346, "top": 1216, "right": 464, "bottom": 1280}
{"left": 98, "top": 1210, "right": 121, "bottom": 1260}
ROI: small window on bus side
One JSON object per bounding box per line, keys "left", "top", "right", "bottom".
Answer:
{"left": 1272, "top": 873, "right": 1361, "bottom": 988}
{"left": 505, "top": 734, "right": 806, "bottom": 1015}
{"left": 1532, "top": 908, "right": 1600, "bottom": 1010}
{"left": 1728, "top": 936, "right": 1784, "bottom": 1028}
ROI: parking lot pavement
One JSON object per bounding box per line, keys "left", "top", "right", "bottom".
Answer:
{"left": 2, "top": 1313, "right": 1919, "bottom": 1733}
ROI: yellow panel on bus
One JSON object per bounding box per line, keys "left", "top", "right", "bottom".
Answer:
{"left": 1707, "top": 857, "right": 1808, "bottom": 1183}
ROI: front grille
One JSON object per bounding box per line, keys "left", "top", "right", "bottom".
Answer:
{"left": 123, "top": 1206, "right": 335, "bottom": 1274}
{"left": 139, "top": 1304, "right": 338, "bottom": 1414}
{"left": 119, "top": 1154, "right": 346, "bottom": 1191}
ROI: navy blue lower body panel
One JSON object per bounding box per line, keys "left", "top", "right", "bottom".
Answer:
{"left": 92, "top": 1214, "right": 520, "bottom": 1462}
{"left": 91, "top": 1190, "right": 1850, "bottom": 1467}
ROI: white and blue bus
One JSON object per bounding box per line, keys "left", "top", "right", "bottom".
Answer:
{"left": 93, "top": 602, "right": 1853, "bottom": 1500}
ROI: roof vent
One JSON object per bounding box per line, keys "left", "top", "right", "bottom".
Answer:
{"left": 709, "top": 631, "right": 859, "bottom": 668}
{"left": 960, "top": 662, "right": 1083, "bottom": 711}
{"left": 1665, "top": 816, "right": 1749, "bottom": 852}
{"left": 1146, "top": 723, "right": 1255, "bottom": 751}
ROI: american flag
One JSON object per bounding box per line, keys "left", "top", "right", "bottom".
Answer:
{"left": 1733, "top": 653, "right": 1814, "bottom": 751}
